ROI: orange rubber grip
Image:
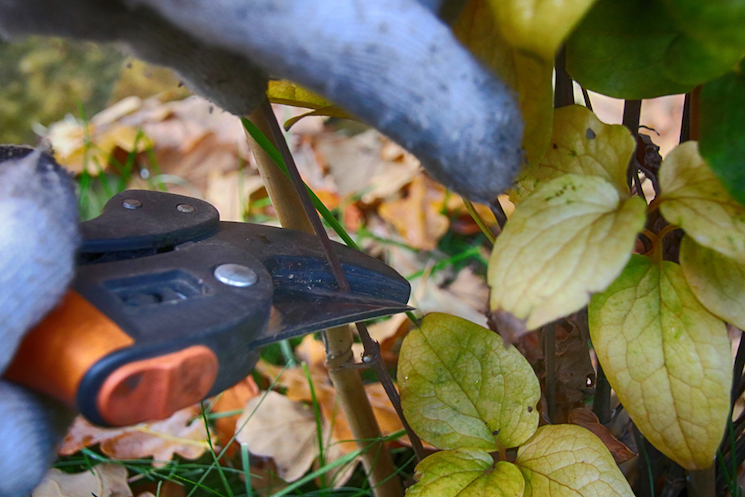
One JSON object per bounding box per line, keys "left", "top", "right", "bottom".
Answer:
{"left": 4, "top": 290, "right": 134, "bottom": 409}
{"left": 4, "top": 290, "right": 220, "bottom": 426}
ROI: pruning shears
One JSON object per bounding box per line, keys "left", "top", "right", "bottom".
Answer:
{"left": 4, "top": 190, "right": 411, "bottom": 427}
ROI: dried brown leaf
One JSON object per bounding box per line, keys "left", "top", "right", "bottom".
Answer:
{"left": 552, "top": 317, "right": 596, "bottom": 422}
{"left": 211, "top": 375, "right": 261, "bottom": 455}
{"left": 568, "top": 408, "right": 637, "bottom": 464}
{"left": 378, "top": 174, "right": 449, "bottom": 250}
{"left": 235, "top": 391, "right": 319, "bottom": 482}
{"left": 59, "top": 406, "right": 210, "bottom": 466}
{"left": 33, "top": 464, "right": 132, "bottom": 497}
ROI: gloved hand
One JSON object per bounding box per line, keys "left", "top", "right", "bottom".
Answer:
{"left": 0, "top": 146, "right": 81, "bottom": 496}
{"left": 0, "top": 0, "right": 523, "bottom": 203}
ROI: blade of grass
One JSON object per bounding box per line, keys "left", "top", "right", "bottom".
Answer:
{"left": 303, "top": 363, "right": 327, "bottom": 489}
{"left": 186, "top": 365, "right": 291, "bottom": 497}
{"left": 463, "top": 200, "right": 496, "bottom": 245}
{"left": 241, "top": 443, "right": 253, "bottom": 497}
{"left": 116, "top": 128, "right": 145, "bottom": 192}
{"left": 405, "top": 244, "right": 483, "bottom": 280}
{"left": 200, "top": 403, "right": 235, "bottom": 497}
{"left": 145, "top": 147, "right": 168, "bottom": 191}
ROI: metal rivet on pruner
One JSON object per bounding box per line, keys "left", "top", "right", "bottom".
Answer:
{"left": 122, "top": 199, "right": 142, "bottom": 209}
{"left": 214, "top": 264, "right": 258, "bottom": 287}
{"left": 176, "top": 203, "right": 195, "bottom": 213}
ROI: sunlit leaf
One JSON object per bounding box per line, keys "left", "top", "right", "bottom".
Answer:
{"left": 589, "top": 255, "right": 731, "bottom": 469}
{"left": 489, "top": 0, "right": 598, "bottom": 62}
{"left": 489, "top": 174, "right": 646, "bottom": 337}
{"left": 517, "top": 425, "right": 634, "bottom": 496}
{"left": 514, "top": 105, "right": 635, "bottom": 202}
{"left": 407, "top": 449, "right": 524, "bottom": 497}
{"left": 658, "top": 141, "right": 745, "bottom": 264}
{"left": 680, "top": 235, "right": 745, "bottom": 331}
{"left": 398, "top": 313, "right": 540, "bottom": 451}
{"left": 699, "top": 63, "right": 745, "bottom": 206}
{"left": 454, "top": 0, "right": 553, "bottom": 166}
{"left": 566, "top": 0, "right": 740, "bottom": 99}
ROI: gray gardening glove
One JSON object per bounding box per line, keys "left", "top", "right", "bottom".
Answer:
{"left": 0, "top": 0, "right": 523, "bottom": 203}
{"left": 0, "top": 146, "right": 81, "bottom": 496}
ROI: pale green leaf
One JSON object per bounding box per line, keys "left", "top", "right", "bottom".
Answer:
{"left": 513, "top": 105, "right": 635, "bottom": 203}
{"left": 407, "top": 449, "right": 524, "bottom": 497}
{"left": 454, "top": 0, "right": 553, "bottom": 166}
{"left": 489, "top": 0, "right": 599, "bottom": 62}
{"left": 489, "top": 174, "right": 646, "bottom": 337}
{"left": 517, "top": 425, "right": 634, "bottom": 496}
{"left": 589, "top": 255, "right": 731, "bottom": 469}
{"left": 398, "top": 313, "right": 540, "bottom": 451}
{"left": 658, "top": 141, "right": 745, "bottom": 264}
{"left": 680, "top": 235, "right": 745, "bottom": 330}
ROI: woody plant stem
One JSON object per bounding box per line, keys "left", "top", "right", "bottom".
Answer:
{"left": 245, "top": 99, "right": 406, "bottom": 496}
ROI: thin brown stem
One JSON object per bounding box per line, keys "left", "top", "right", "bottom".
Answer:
{"left": 622, "top": 100, "right": 642, "bottom": 193}
{"left": 680, "top": 93, "right": 692, "bottom": 144}
{"left": 355, "top": 325, "right": 427, "bottom": 460}
{"left": 688, "top": 465, "right": 716, "bottom": 497}
{"left": 592, "top": 363, "right": 612, "bottom": 425}
{"left": 544, "top": 323, "right": 557, "bottom": 424}
{"left": 489, "top": 198, "right": 508, "bottom": 231}
{"left": 690, "top": 86, "right": 702, "bottom": 141}
{"left": 581, "top": 86, "right": 593, "bottom": 111}
{"left": 554, "top": 47, "right": 574, "bottom": 109}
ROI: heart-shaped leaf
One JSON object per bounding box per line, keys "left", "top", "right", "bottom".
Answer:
{"left": 589, "top": 255, "right": 731, "bottom": 469}
{"left": 680, "top": 235, "right": 745, "bottom": 331}
{"left": 489, "top": 174, "right": 646, "bottom": 338}
{"left": 658, "top": 141, "right": 745, "bottom": 264}
{"left": 407, "top": 449, "right": 524, "bottom": 497}
{"left": 514, "top": 105, "right": 635, "bottom": 202}
{"left": 398, "top": 313, "right": 540, "bottom": 451}
{"left": 517, "top": 425, "right": 634, "bottom": 496}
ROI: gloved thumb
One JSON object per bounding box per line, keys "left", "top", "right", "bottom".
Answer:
{"left": 0, "top": 146, "right": 81, "bottom": 496}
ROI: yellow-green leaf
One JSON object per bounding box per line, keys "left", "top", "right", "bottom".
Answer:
{"left": 454, "top": 0, "right": 553, "bottom": 166}
{"left": 589, "top": 255, "right": 731, "bottom": 470}
{"left": 281, "top": 105, "right": 354, "bottom": 131}
{"left": 517, "top": 425, "right": 634, "bottom": 496}
{"left": 266, "top": 80, "right": 332, "bottom": 109}
{"left": 680, "top": 235, "right": 745, "bottom": 330}
{"left": 489, "top": 0, "right": 598, "bottom": 62}
{"left": 658, "top": 141, "right": 745, "bottom": 264}
{"left": 407, "top": 449, "right": 524, "bottom": 497}
{"left": 489, "top": 174, "right": 646, "bottom": 337}
{"left": 514, "top": 105, "right": 635, "bottom": 203}
{"left": 398, "top": 313, "right": 540, "bottom": 451}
